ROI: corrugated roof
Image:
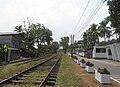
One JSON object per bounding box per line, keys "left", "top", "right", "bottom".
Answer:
{"left": 0, "top": 32, "right": 22, "bottom": 36}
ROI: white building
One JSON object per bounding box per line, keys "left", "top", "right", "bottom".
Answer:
{"left": 92, "top": 43, "right": 120, "bottom": 61}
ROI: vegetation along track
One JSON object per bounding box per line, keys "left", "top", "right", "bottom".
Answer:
{"left": 0, "top": 55, "right": 55, "bottom": 80}
{"left": 5, "top": 54, "right": 52, "bottom": 66}
{"left": 0, "top": 54, "right": 61, "bottom": 87}
{"left": 14, "top": 55, "right": 51, "bottom": 66}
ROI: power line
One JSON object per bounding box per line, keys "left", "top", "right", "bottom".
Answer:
{"left": 75, "top": 0, "right": 106, "bottom": 37}
{"left": 75, "top": 0, "right": 103, "bottom": 36}
{"left": 74, "top": 0, "right": 98, "bottom": 35}
{"left": 71, "top": 0, "right": 91, "bottom": 35}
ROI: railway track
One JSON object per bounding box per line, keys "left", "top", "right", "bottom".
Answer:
{"left": 0, "top": 54, "right": 61, "bottom": 87}
{"left": 7, "top": 54, "right": 52, "bottom": 66}
{"left": 14, "top": 55, "right": 49, "bottom": 66}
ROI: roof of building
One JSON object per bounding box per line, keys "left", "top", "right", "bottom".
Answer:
{"left": 0, "top": 32, "right": 23, "bottom": 36}
{"left": 8, "top": 48, "right": 20, "bottom": 50}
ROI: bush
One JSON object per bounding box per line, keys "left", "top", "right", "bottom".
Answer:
{"left": 80, "top": 59, "right": 86, "bottom": 64}
{"left": 86, "top": 61, "right": 94, "bottom": 67}
{"left": 86, "top": 61, "right": 90, "bottom": 66}
{"left": 72, "top": 56, "right": 77, "bottom": 60}
{"left": 98, "top": 68, "right": 110, "bottom": 75}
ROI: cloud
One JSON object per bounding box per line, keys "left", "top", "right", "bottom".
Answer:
{"left": 0, "top": 0, "right": 109, "bottom": 41}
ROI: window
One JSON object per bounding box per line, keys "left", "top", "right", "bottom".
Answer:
{"left": 96, "top": 48, "right": 106, "bottom": 53}
{"left": 108, "top": 49, "right": 112, "bottom": 55}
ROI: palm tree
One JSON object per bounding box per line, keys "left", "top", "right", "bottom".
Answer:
{"left": 83, "top": 24, "right": 99, "bottom": 57}
{"left": 14, "top": 25, "right": 23, "bottom": 32}
{"left": 89, "top": 24, "right": 99, "bottom": 45}
{"left": 98, "top": 16, "right": 111, "bottom": 43}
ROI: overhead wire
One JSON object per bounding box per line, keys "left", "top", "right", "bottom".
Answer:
{"left": 79, "top": 2, "right": 105, "bottom": 36}
{"left": 75, "top": 0, "right": 103, "bottom": 36}
{"left": 71, "top": 0, "right": 91, "bottom": 35}
{"left": 74, "top": 0, "right": 97, "bottom": 36}
{"left": 75, "top": 0, "right": 106, "bottom": 38}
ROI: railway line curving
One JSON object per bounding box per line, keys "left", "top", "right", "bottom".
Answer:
{"left": 0, "top": 54, "right": 61, "bottom": 87}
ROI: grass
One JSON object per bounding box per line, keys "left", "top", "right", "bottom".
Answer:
{"left": 57, "top": 54, "right": 81, "bottom": 87}
{"left": 3, "top": 55, "right": 57, "bottom": 87}
{"left": 0, "top": 55, "right": 56, "bottom": 80}
{"left": 4, "top": 84, "right": 37, "bottom": 87}
{"left": 57, "top": 54, "right": 120, "bottom": 87}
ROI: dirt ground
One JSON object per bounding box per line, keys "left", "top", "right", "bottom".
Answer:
{"left": 72, "top": 60, "right": 120, "bottom": 87}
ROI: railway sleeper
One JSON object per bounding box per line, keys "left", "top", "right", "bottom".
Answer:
{"left": 48, "top": 78, "right": 56, "bottom": 82}
{"left": 15, "top": 77, "right": 43, "bottom": 81}
{"left": 49, "top": 73, "right": 57, "bottom": 78}
{"left": 11, "top": 80, "right": 41, "bottom": 84}
{"left": 50, "top": 73, "right": 57, "bottom": 75}
{"left": 46, "top": 80, "right": 56, "bottom": 86}
{"left": 22, "top": 74, "right": 45, "bottom": 77}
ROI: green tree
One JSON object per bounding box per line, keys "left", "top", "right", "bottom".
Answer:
{"left": 108, "top": 0, "right": 120, "bottom": 42}
{"left": 88, "top": 24, "right": 99, "bottom": 45}
{"left": 60, "top": 36, "right": 69, "bottom": 54}
{"left": 81, "top": 24, "right": 99, "bottom": 57}
{"left": 98, "top": 16, "right": 111, "bottom": 42}
{"left": 50, "top": 42, "right": 59, "bottom": 53}
{"left": 24, "top": 28, "right": 35, "bottom": 57}
{"left": 30, "top": 23, "right": 53, "bottom": 56}
{"left": 42, "top": 26, "right": 53, "bottom": 45}
{"left": 14, "top": 21, "right": 53, "bottom": 57}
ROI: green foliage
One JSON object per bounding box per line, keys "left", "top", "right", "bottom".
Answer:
{"left": 98, "top": 16, "right": 111, "bottom": 43}
{"left": 99, "top": 41, "right": 109, "bottom": 46}
{"left": 0, "top": 44, "right": 8, "bottom": 63}
{"left": 72, "top": 56, "right": 77, "bottom": 60}
{"left": 50, "top": 42, "right": 59, "bottom": 53}
{"left": 80, "top": 59, "right": 86, "bottom": 64}
{"left": 77, "top": 40, "right": 84, "bottom": 48}
{"left": 14, "top": 25, "right": 23, "bottom": 32}
{"left": 82, "top": 24, "right": 98, "bottom": 50}
{"left": 87, "top": 23, "right": 99, "bottom": 45}
{"left": 85, "top": 61, "right": 94, "bottom": 67}
{"left": 14, "top": 22, "right": 54, "bottom": 57}
{"left": 60, "top": 36, "right": 69, "bottom": 54}
{"left": 108, "top": 0, "right": 120, "bottom": 41}
{"left": 81, "top": 24, "right": 99, "bottom": 57}
{"left": 72, "top": 40, "right": 78, "bottom": 48}
{"left": 98, "top": 68, "right": 110, "bottom": 75}
{"left": 0, "top": 44, "right": 8, "bottom": 53}
{"left": 0, "top": 55, "right": 54, "bottom": 80}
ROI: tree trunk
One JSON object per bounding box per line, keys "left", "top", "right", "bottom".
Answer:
{"left": 64, "top": 48, "right": 67, "bottom": 54}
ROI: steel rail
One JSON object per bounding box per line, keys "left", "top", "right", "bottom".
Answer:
{"left": 14, "top": 54, "right": 51, "bottom": 66}
{"left": 39, "top": 55, "right": 61, "bottom": 87}
{"left": 0, "top": 54, "right": 58, "bottom": 86}
{"left": 1, "top": 54, "right": 51, "bottom": 66}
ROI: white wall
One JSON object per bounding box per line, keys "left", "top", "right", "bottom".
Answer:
{"left": 110, "top": 43, "right": 120, "bottom": 61}
{"left": 93, "top": 43, "right": 120, "bottom": 61}
{"left": 92, "top": 46, "right": 107, "bottom": 59}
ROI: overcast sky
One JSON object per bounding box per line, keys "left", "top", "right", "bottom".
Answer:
{"left": 0, "top": 0, "right": 109, "bottom": 41}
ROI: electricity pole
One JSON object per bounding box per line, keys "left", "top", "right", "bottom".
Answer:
{"left": 70, "top": 34, "right": 74, "bottom": 57}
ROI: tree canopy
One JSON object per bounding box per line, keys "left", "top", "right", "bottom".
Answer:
{"left": 108, "top": 0, "right": 120, "bottom": 41}
{"left": 14, "top": 22, "right": 57, "bottom": 57}
{"left": 60, "top": 36, "right": 69, "bottom": 53}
